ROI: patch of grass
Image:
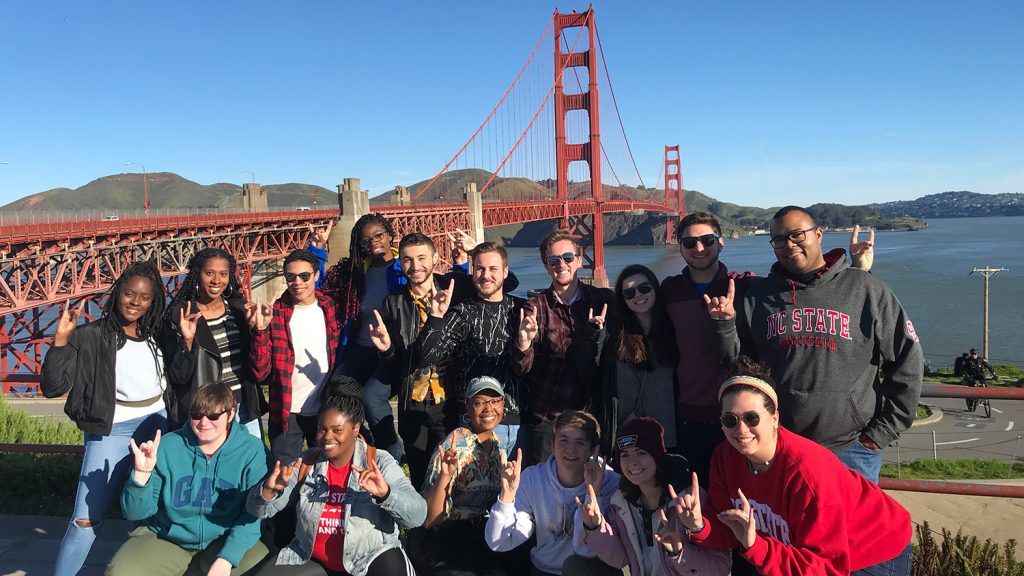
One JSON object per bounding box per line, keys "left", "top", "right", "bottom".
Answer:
{"left": 881, "top": 458, "right": 1024, "bottom": 480}
{"left": 0, "top": 395, "right": 83, "bottom": 444}
{"left": 916, "top": 405, "right": 930, "bottom": 420}
{"left": 914, "top": 521, "right": 1024, "bottom": 576}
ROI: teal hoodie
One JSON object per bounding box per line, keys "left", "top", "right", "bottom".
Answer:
{"left": 121, "top": 422, "right": 268, "bottom": 567}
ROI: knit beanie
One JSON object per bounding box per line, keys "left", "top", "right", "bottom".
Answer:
{"left": 612, "top": 417, "right": 667, "bottom": 472}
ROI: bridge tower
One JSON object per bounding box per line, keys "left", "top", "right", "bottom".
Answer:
{"left": 664, "top": 145, "right": 685, "bottom": 243}
{"left": 554, "top": 7, "right": 606, "bottom": 286}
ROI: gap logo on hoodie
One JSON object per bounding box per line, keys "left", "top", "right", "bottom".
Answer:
{"left": 172, "top": 476, "right": 240, "bottom": 510}
{"left": 766, "top": 307, "right": 852, "bottom": 351}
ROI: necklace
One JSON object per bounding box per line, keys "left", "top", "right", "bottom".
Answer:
{"left": 747, "top": 458, "right": 772, "bottom": 475}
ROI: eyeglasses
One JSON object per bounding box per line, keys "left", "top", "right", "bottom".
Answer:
{"left": 768, "top": 227, "right": 818, "bottom": 249}
{"left": 284, "top": 271, "right": 313, "bottom": 283}
{"left": 544, "top": 252, "right": 576, "bottom": 267}
{"left": 720, "top": 411, "right": 763, "bottom": 429}
{"left": 622, "top": 282, "right": 654, "bottom": 300}
{"left": 471, "top": 397, "right": 504, "bottom": 411}
{"left": 190, "top": 408, "right": 230, "bottom": 422}
{"left": 359, "top": 231, "right": 389, "bottom": 248}
{"left": 680, "top": 233, "right": 720, "bottom": 250}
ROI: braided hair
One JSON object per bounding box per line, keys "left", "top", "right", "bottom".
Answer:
{"left": 323, "top": 213, "right": 395, "bottom": 324}
{"left": 103, "top": 259, "right": 166, "bottom": 380}
{"left": 165, "top": 248, "right": 244, "bottom": 321}
{"left": 320, "top": 374, "right": 365, "bottom": 426}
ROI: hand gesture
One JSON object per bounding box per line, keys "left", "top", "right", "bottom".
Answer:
{"left": 309, "top": 220, "right": 334, "bottom": 249}
{"left": 583, "top": 448, "right": 606, "bottom": 491}
{"left": 498, "top": 448, "right": 523, "bottom": 504}
{"left": 703, "top": 278, "right": 735, "bottom": 321}
{"left": 54, "top": 302, "right": 83, "bottom": 347}
{"left": 517, "top": 306, "right": 539, "bottom": 351}
{"left": 206, "top": 557, "right": 232, "bottom": 576}
{"left": 438, "top": 447, "right": 459, "bottom": 480}
{"left": 354, "top": 454, "right": 391, "bottom": 499}
{"left": 672, "top": 472, "right": 704, "bottom": 533}
{"left": 717, "top": 488, "right": 757, "bottom": 550}
{"left": 654, "top": 508, "right": 684, "bottom": 555}
{"left": 574, "top": 482, "right": 604, "bottom": 530}
{"left": 247, "top": 300, "right": 272, "bottom": 331}
{"left": 129, "top": 429, "right": 161, "bottom": 474}
{"left": 849, "top": 224, "right": 875, "bottom": 271}
{"left": 263, "top": 458, "right": 302, "bottom": 499}
{"left": 429, "top": 278, "right": 455, "bottom": 318}
{"left": 367, "top": 310, "right": 392, "bottom": 352}
{"left": 447, "top": 228, "right": 477, "bottom": 264}
{"left": 178, "top": 301, "right": 201, "bottom": 348}
{"left": 588, "top": 303, "right": 608, "bottom": 331}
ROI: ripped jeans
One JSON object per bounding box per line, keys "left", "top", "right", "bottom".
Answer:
{"left": 53, "top": 410, "right": 167, "bottom": 576}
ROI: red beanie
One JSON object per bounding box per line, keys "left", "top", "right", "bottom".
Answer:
{"left": 612, "top": 417, "right": 667, "bottom": 472}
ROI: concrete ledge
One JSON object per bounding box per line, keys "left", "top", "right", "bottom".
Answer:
{"left": 911, "top": 403, "right": 943, "bottom": 427}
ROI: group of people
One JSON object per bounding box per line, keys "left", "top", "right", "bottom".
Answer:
{"left": 41, "top": 205, "right": 925, "bottom": 576}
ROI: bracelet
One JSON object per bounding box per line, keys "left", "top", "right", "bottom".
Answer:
{"left": 135, "top": 467, "right": 154, "bottom": 474}
{"left": 686, "top": 520, "right": 705, "bottom": 534}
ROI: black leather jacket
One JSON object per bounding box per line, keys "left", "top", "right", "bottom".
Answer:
{"left": 162, "top": 296, "right": 265, "bottom": 430}
{"left": 41, "top": 319, "right": 168, "bottom": 436}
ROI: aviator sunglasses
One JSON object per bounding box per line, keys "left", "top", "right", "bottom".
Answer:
{"left": 190, "top": 408, "right": 230, "bottom": 421}
{"left": 622, "top": 282, "right": 654, "bottom": 300}
{"left": 680, "top": 233, "right": 720, "bottom": 250}
{"left": 544, "top": 252, "right": 576, "bottom": 267}
{"left": 720, "top": 411, "right": 763, "bottom": 429}
{"left": 284, "top": 271, "right": 314, "bottom": 283}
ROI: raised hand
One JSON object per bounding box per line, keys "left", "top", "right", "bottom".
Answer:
{"left": 517, "top": 306, "right": 539, "bottom": 351}
{"left": 354, "top": 454, "right": 390, "bottom": 499}
{"left": 588, "top": 303, "right": 608, "bottom": 331}
{"left": 310, "top": 221, "right": 334, "bottom": 249}
{"left": 498, "top": 448, "right": 523, "bottom": 504}
{"left": 654, "top": 508, "right": 684, "bottom": 555}
{"left": 574, "top": 482, "right": 604, "bottom": 530}
{"left": 703, "top": 277, "right": 735, "bottom": 321}
{"left": 674, "top": 472, "right": 704, "bottom": 533}
{"left": 367, "top": 310, "right": 392, "bottom": 352}
{"left": 129, "top": 429, "right": 161, "bottom": 479}
{"left": 849, "top": 224, "right": 875, "bottom": 271}
{"left": 438, "top": 447, "right": 459, "bottom": 480}
{"left": 429, "top": 278, "right": 456, "bottom": 318}
{"left": 583, "top": 448, "right": 606, "bottom": 491}
{"left": 54, "top": 302, "right": 83, "bottom": 347}
{"left": 262, "top": 458, "right": 302, "bottom": 500}
{"left": 178, "top": 301, "right": 201, "bottom": 350}
{"left": 717, "top": 488, "right": 757, "bottom": 550}
{"left": 249, "top": 300, "right": 272, "bottom": 331}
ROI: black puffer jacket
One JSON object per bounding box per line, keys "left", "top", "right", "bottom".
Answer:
{"left": 41, "top": 319, "right": 168, "bottom": 436}
{"left": 162, "top": 296, "right": 266, "bottom": 430}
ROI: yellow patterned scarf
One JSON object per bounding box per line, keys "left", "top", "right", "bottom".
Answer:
{"left": 411, "top": 293, "right": 445, "bottom": 403}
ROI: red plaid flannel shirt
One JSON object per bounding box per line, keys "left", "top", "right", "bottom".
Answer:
{"left": 251, "top": 289, "right": 340, "bottom": 433}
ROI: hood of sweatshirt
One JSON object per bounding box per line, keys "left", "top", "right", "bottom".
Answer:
{"left": 767, "top": 248, "right": 849, "bottom": 305}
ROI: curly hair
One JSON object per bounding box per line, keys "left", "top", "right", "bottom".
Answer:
{"left": 324, "top": 213, "right": 395, "bottom": 323}
{"left": 165, "top": 248, "right": 243, "bottom": 321}
{"left": 320, "top": 374, "right": 365, "bottom": 425}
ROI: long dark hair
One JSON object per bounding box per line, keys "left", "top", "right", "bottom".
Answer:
{"left": 165, "top": 248, "right": 243, "bottom": 321}
{"left": 323, "top": 213, "right": 395, "bottom": 323}
{"left": 619, "top": 455, "right": 668, "bottom": 505}
{"left": 613, "top": 264, "right": 678, "bottom": 369}
{"left": 103, "top": 259, "right": 166, "bottom": 380}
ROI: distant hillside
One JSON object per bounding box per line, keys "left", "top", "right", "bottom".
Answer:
{"left": 1, "top": 173, "right": 336, "bottom": 212}
{"left": 871, "top": 191, "right": 1024, "bottom": 218}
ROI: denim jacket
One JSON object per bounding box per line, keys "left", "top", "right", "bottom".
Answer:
{"left": 246, "top": 439, "right": 426, "bottom": 576}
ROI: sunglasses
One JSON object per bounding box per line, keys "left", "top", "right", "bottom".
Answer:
{"left": 359, "top": 231, "right": 389, "bottom": 248}
{"left": 284, "top": 271, "right": 313, "bottom": 283}
{"left": 622, "top": 282, "right": 654, "bottom": 300}
{"left": 720, "top": 411, "right": 763, "bottom": 429}
{"left": 680, "top": 233, "right": 720, "bottom": 250}
{"left": 190, "top": 408, "right": 230, "bottom": 422}
{"left": 544, "top": 252, "right": 576, "bottom": 267}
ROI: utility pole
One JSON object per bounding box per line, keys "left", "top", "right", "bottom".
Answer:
{"left": 970, "top": 267, "right": 1007, "bottom": 360}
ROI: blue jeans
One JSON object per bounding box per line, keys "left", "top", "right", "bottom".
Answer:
{"left": 852, "top": 543, "right": 912, "bottom": 576}
{"left": 54, "top": 410, "right": 167, "bottom": 576}
{"left": 836, "top": 438, "right": 883, "bottom": 483}
{"left": 234, "top": 401, "right": 263, "bottom": 440}
{"left": 363, "top": 376, "right": 403, "bottom": 461}
{"left": 494, "top": 423, "right": 521, "bottom": 456}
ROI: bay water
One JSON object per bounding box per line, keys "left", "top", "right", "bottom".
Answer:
{"left": 505, "top": 216, "right": 1024, "bottom": 369}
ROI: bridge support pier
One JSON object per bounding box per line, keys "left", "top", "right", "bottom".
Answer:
{"left": 463, "top": 182, "right": 485, "bottom": 244}
{"left": 329, "top": 178, "right": 369, "bottom": 260}
{"left": 249, "top": 260, "right": 286, "bottom": 307}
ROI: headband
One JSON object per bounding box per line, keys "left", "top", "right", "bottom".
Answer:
{"left": 718, "top": 375, "right": 779, "bottom": 408}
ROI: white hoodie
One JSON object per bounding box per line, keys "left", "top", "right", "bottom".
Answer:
{"left": 485, "top": 455, "right": 620, "bottom": 574}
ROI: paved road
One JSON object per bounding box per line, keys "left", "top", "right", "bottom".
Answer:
{"left": 884, "top": 393, "right": 1023, "bottom": 467}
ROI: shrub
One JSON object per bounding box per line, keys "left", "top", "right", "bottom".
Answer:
{"left": 0, "top": 395, "right": 83, "bottom": 444}
{"left": 914, "top": 521, "right": 1024, "bottom": 576}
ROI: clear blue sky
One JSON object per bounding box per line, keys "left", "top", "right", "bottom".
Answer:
{"left": 1, "top": 1, "right": 1021, "bottom": 208}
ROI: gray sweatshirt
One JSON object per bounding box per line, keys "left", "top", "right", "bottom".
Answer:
{"left": 713, "top": 249, "right": 924, "bottom": 451}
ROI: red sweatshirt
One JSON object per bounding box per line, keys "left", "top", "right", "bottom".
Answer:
{"left": 691, "top": 427, "right": 911, "bottom": 576}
